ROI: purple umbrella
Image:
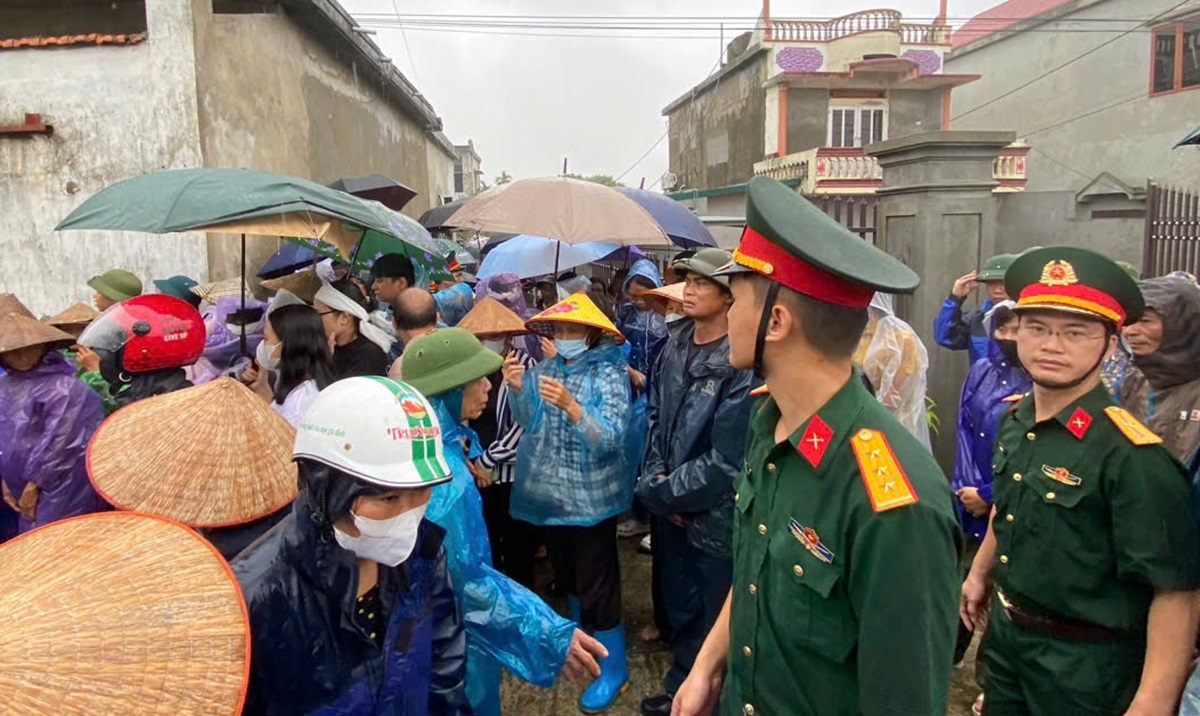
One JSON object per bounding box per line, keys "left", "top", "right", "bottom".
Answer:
{"left": 616, "top": 187, "right": 717, "bottom": 248}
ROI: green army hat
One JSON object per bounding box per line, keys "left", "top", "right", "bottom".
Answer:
{"left": 715, "top": 176, "right": 919, "bottom": 305}
{"left": 1115, "top": 261, "right": 1141, "bottom": 280}
{"left": 153, "top": 275, "right": 201, "bottom": 308}
{"left": 977, "top": 254, "right": 1016, "bottom": 282}
{"left": 400, "top": 327, "right": 503, "bottom": 398}
{"left": 672, "top": 248, "right": 733, "bottom": 287}
{"left": 1005, "top": 246, "right": 1144, "bottom": 328}
{"left": 88, "top": 269, "right": 143, "bottom": 302}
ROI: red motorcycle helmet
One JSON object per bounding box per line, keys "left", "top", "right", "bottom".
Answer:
{"left": 79, "top": 295, "right": 206, "bottom": 373}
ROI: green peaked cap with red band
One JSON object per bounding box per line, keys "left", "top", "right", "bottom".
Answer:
{"left": 713, "top": 176, "right": 919, "bottom": 307}
{"left": 1005, "top": 246, "right": 1144, "bottom": 329}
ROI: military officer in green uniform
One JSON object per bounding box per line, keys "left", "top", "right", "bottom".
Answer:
{"left": 672, "top": 176, "right": 962, "bottom": 716}
{"left": 960, "top": 246, "right": 1200, "bottom": 716}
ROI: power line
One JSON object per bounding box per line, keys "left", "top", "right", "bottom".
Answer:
{"left": 388, "top": 0, "right": 420, "bottom": 87}
{"left": 1030, "top": 146, "right": 1094, "bottom": 182}
{"left": 1024, "top": 93, "right": 1145, "bottom": 137}
{"left": 952, "top": 0, "right": 1193, "bottom": 122}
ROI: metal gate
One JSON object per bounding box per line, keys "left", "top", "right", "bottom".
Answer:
{"left": 806, "top": 194, "right": 878, "bottom": 244}
{"left": 1144, "top": 182, "right": 1200, "bottom": 278}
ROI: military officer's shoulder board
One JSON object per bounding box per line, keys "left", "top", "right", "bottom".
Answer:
{"left": 1103, "top": 406, "right": 1163, "bottom": 446}
{"left": 850, "top": 428, "right": 918, "bottom": 512}
{"left": 1002, "top": 393, "right": 1028, "bottom": 403}
{"left": 749, "top": 385, "right": 770, "bottom": 398}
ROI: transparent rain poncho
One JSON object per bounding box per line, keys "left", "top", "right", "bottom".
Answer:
{"left": 853, "top": 293, "right": 932, "bottom": 449}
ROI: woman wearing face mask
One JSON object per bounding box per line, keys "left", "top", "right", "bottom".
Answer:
{"left": 948, "top": 300, "right": 1030, "bottom": 706}
{"left": 232, "top": 377, "right": 469, "bottom": 716}
{"left": 314, "top": 278, "right": 393, "bottom": 379}
{"left": 502, "top": 292, "right": 634, "bottom": 714}
{"left": 242, "top": 303, "right": 336, "bottom": 428}
{"left": 456, "top": 297, "right": 542, "bottom": 587}
{"left": 401, "top": 327, "right": 607, "bottom": 716}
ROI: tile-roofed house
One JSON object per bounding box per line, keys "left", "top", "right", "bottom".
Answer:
{"left": 951, "top": 0, "right": 1076, "bottom": 50}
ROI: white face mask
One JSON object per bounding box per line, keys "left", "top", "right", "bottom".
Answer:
{"left": 480, "top": 338, "right": 506, "bottom": 354}
{"left": 256, "top": 340, "right": 281, "bottom": 371}
{"left": 665, "top": 312, "right": 684, "bottom": 323}
{"left": 334, "top": 503, "right": 427, "bottom": 567}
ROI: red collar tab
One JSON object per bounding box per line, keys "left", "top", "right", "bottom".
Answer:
{"left": 1065, "top": 407, "right": 1092, "bottom": 440}
{"left": 797, "top": 414, "right": 834, "bottom": 467}
{"left": 735, "top": 227, "right": 875, "bottom": 308}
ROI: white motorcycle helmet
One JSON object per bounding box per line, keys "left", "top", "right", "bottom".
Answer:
{"left": 293, "top": 377, "right": 452, "bottom": 488}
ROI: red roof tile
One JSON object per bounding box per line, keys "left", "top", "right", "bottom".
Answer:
{"left": 0, "top": 33, "right": 147, "bottom": 50}
{"left": 951, "top": 0, "right": 1074, "bottom": 49}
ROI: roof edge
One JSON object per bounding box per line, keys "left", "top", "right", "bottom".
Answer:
{"left": 949, "top": 0, "right": 1103, "bottom": 59}
{"left": 662, "top": 46, "right": 768, "bottom": 116}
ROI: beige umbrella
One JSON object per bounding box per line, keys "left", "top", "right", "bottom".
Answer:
{"left": 445, "top": 176, "right": 672, "bottom": 247}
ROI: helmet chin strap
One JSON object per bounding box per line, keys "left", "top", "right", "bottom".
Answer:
{"left": 753, "top": 283, "right": 781, "bottom": 381}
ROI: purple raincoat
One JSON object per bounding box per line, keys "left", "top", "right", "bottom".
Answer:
{"left": 0, "top": 352, "right": 106, "bottom": 534}
{"left": 191, "top": 296, "right": 266, "bottom": 384}
{"left": 950, "top": 340, "right": 1031, "bottom": 542}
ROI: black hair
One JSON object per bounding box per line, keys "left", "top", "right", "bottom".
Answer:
{"left": 747, "top": 275, "right": 868, "bottom": 359}
{"left": 626, "top": 275, "right": 658, "bottom": 292}
{"left": 298, "top": 460, "right": 391, "bottom": 528}
{"left": 269, "top": 304, "right": 337, "bottom": 404}
{"left": 991, "top": 305, "right": 1018, "bottom": 331}
{"left": 371, "top": 254, "right": 416, "bottom": 286}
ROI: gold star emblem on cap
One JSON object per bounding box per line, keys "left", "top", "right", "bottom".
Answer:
{"left": 1039, "top": 260, "right": 1078, "bottom": 287}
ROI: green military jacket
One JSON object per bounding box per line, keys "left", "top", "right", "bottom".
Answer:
{"left": 722, "top": 375, "right": 961, "bottom": 716}
{"left": 991, "top": 384, "right": 1200, "bottom": 630}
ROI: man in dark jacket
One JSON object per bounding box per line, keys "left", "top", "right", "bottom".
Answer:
{"left": 933, "top": 254, "right": 1014, "bottom": 364}
{"left": 634, "top": 248, "right": 757, "bottom": 716}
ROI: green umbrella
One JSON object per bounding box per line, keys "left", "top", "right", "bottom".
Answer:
{"left": 1176, "top": 124, "right": 1200, "bottom": 148}
{"left": 288, "top": 202, "right": 453, "bottom": 281}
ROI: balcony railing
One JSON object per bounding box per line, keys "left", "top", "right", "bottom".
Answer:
{"left": 753, "top": 143, "right": 1029, "bottom": 193}
{"left": 766, "top": 9, "right": 949, "bottom": 45}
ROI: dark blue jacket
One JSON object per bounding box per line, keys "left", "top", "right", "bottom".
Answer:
{"left": 933, "top": 296, "right": 992, "bottom": 365}
{"left": 635, "top": 320, "right": 758, "bottom": 559}
{"left": 233, "top": 499, "right": 469, "bottom": 716}
{"left": 950, "top": 341, "right": 1031, "bottom": 542}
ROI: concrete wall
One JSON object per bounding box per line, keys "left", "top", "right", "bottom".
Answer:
{"left": 667, "top": 54, "right": 768, "bottom": 191}
{"left": 889, "top": 90, "right": 945, "bottom": 140}
{"left": 192, "top": 2, "right": 443, "bottom": 280}
{"left": 785, "top": 88, "right": 830, "bottom": 153}
{"left": 427, "top": 138, "right": 456, "bottom": 206}
{"left": 0, "top": 0, "right": 208, "bottom": 317}
{"left": 947, "top": 0, "right": 1200, "bottom": 193}
{"left": 993, "top": 190, "right": 1144, "bottom": 264}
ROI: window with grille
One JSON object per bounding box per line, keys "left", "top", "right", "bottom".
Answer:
{"left": 1152, "top": 15, "right": 1200, "bottom": 95}
{"left": 828, "top": 106, "right": 887, "bottom": 148}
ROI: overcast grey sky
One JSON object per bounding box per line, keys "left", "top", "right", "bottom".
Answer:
{"left": 341, "top": 0, "right": 1002, "bottom": 187}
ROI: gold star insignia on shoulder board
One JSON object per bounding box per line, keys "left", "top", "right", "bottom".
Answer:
{"left": 851, "top": 429, "right": 917, "bottom": 512}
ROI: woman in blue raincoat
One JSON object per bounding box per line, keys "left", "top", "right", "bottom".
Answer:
{"left": 401, "top": 328, "right": 608, "bottom": 716}
{"left": 0, "top": 310, "right": 106, "bottom": 535}
{"left": 233, "top": 377, "right": 469, "bottom": 716}
{"left": 433, "top": 280, "right": 476, "bottom": 327}
{"left": 503, "top": 292, "right": 634, "bottom": 714}
{"left": 617, "top": 259, "right": 669, "bottom": 396}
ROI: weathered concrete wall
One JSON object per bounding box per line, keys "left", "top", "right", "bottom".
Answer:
{"left": 192, "top": 2, "right": 441, "bottom": 280}
{"left": 947, "top": 0, "right": 1200, "bottom": 192}
{"left": 0, "top": 0, "right": 208, "bottom": 317}
{"left": 994, "top": 190, "right": 1144, "bottom": 264}
{"left": 889, "top": 90, "right": 945, "bottom": 141}
{"left": 426, "top": 138, "right": 456, "bottom": 207}
{"left": 785, "top": 88, "right": 830, "bottom": 153}
{"left": 666, "top": 54, "right": 768, "bottom": 191}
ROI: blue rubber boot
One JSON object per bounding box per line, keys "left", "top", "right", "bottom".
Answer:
{"left": 579, "top": 625, "right": 629, "bottom": 713}
{"left": 568, "top": 595, "right": 582, "bottom": 625}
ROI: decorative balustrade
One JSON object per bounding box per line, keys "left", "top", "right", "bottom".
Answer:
{"left": 993, "top": 143, "right": 1030, "bottom": 192}
{"left": 766, "top": 9, "right": 948, "bottom": 45}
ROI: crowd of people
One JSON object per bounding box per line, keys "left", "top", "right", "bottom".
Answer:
{"left": 3, "top": 175, "right": 1200, "bottom": 716}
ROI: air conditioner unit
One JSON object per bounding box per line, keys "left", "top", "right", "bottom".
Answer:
{"left": 661, "top": 172, "right": 679, "bottom": 191}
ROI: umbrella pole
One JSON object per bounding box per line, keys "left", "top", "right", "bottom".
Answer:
{"left": 240, "top": 233, "right": 248, "bottom": 359}
{"left": 349, "top": 229, "right": 367, "bottom": 271}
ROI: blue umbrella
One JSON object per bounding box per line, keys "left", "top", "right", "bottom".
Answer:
{"left": 258, "top": 242, "right": 317, "bottom": 279}
{"left": 476, "top": 235, "right": 622, "bottom": 280}
{"left": 616, "top": 187, "right": 717, "bottom": 247}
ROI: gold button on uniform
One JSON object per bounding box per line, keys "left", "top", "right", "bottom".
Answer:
{"left": 744, "top": 705, "right": 755, "bottom": 716}
{"left": 1005, "top": 514, "right": 1015, "bottom": 522}
{"left": 743, "top": 646, "right": 752, "bottom": 657}
{"left": 749, "top": 584, "right": 758, "bottom": 595}
{"left": 793, "top": 565, "right": 804, "bottom": 577}
{"left": 1046, "top": 492, "right": 1056, "bottom": 501}
{"left": 1013, "top": 473, "right": 1023, "bottom": 482}
{"left": 758, "top": 524, "right": 768, "bottom": 535}
{"left": 1000, "top": 555, "right": 1009, "bottom": 564}
{"left": 767, "top": 463, "right": 777, "bottom": 475}
{"left": 734, "top": 492, "right": 739, "bottom": 502}
{"left": 1026, "top": 432, "right": 1036, "bottom": 441}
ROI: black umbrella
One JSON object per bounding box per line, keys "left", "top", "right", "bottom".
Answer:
{"left": 327, "top": 174, "right": 417, "bottom": 211}
{"left": 419, "top": 199, "right": 469, "bottom": 230}
{"left": 1176, "top": 124, "right": 1200, "bottom": 148}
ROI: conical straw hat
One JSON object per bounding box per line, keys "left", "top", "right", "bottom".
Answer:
{"left": 46, "top": 302, "right": 100, "bottom": 328}
{"left": 191, "top": 278, "right": 255, "bottom": 302}
{"left": 646, "top": 281, "right": 686, "bottom": 311}
{"left": 0, "top": 314, "right": 75, "bottom": 353}
{"left": 261, "top": 269, "right": 321, "bottom": 303}
{"left": 87, "top": 378, "right": 298, "bottom": 528}
{"left": 457, "top": 296, "right": 528, "bottom": 336}
{"left": 0, "top": 512, "right": 249, "bottom": 716}
{"left": 0, "top": 293, "right": 35, "bottom": 319}
{"left": 527, "top": 291, "right": 625, "bottom": 344}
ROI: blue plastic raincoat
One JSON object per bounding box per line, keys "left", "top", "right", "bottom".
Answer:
{"left": 510, "top": 342, "right": 634, "bottom": 526}
{"left": 618, "top": 260, "right": 669, "bottom": 391}
{"left": 0, "top": 352, "right": 106, "bottom": 534}
{"left": 933, "top": 296, "right": 992, "bottom": 365}
{"left": 950, "top": 340, "right": 1031, "bottom": 542}
{"left": 426, "top": 393, "right": 575, "bottom": 716}
{"left": 434, "top": 283, "right": 475, "bottom": 327}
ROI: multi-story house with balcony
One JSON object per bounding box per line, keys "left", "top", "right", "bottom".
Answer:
{"left": 662, "top": 5, "right": 1029, "bottom": 235}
